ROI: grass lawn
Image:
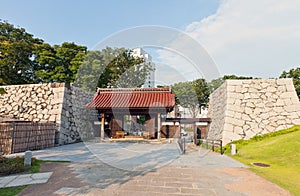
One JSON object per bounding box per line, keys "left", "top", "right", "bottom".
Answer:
{"left": 0, "top": 158, "right": 69, "bottom": 196}
{"left": 0, "top": 186, "right": 28, "bottom": 196}
{"left": 0, "top": 157, "right": 42, "bottom": 196}
{"left": 225, "top": 125, "right": 300, "bottom": 195}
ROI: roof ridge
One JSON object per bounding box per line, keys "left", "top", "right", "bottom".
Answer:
{"left": 97, "top": 87, "right": 171, "bottom": 93}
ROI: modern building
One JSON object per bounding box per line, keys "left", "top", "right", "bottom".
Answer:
{"left": 131, "top": 48, "right": 155, "bottom": 88}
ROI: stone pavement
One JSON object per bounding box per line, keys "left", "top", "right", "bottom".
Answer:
{"left": 17, "top": 141, "right": 291, "bottom": 196}
{"left": 0, "top": 172, "right": 52, "bottom": 188}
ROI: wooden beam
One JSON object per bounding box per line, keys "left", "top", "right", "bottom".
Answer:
{"left": 157, "top": 113, "right": 161, "bottom": 140}
{"left": 101, "top": 113, "right": 105, "bottom": 139}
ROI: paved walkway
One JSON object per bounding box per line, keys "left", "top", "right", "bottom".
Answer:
{"left": 7, "top": 141, "right": 291, "bottom": 195}
{"left": 0, "top": 172, "right": 52, "bottom": 188}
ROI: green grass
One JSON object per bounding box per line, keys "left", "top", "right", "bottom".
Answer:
{"left": 0, "top": 157, "right": 42, "bottom": 176}
{"left": 0, "top": 157, "right": 42, "bottom": 196}
{"left": 0, "top": 158, "right": 69, "bottom": 196}
{"left": 0, "top": 186, "right": 28, "bottom": 196}
{"left": 224, "top": 125, "right": 300, "bottom": 195}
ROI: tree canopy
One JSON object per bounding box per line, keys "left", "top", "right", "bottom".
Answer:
{"left": 172, "top": 78, "right": 209, "bottom": 117}
{"left": 208, "top": 75, "right": 254, "bottom": 93}
{"left": 0, "top": 20, "right": 42, "bottom": 85}
{"left": 1, "top": 20, "right": 152, "bottom": 91}
{"left": 280, "top": 67, "right": 300, "bottom": 99}
{"left": 0, "top": 20, "right": 87, "bottom": 85}
{"left": 75, "top": 47, "right": 152, "bottom": 91}
{"left": 34, "top": 42, "right": 87, "bottom": 83}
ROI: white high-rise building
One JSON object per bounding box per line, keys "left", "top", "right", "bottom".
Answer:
{"left": 131, "top": 48, "right": 155, "bottom": 88}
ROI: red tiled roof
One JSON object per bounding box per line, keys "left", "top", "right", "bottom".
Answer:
{"left": 86, "top": 88, "right": 175, "bottom": 111}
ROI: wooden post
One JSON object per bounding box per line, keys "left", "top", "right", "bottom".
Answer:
{"left": 194, "top": 123, "right": 197, "bottom": 145}
{"left": 101, "top": 113, "right": 105, "bottom": 140}
{"left": 157, "top": 113, "right": 161, "bottom": 140}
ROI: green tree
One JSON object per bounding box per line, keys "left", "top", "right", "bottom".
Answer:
{"left": 280, "top": 67, "right": 300, "bottom": 99}
{"left": 222, "top": 75, "right": 253, "bottom": 80}
{"left": 34, "top": 42, "right": 87, "bottom": 83}
{"left": 74, "top": 50, "right": 105, "bottom": 91}
{"left": 172, "top": 78, "right": 209, "bottom": 118}
{"left": 208, "top": 77, "right": 224, "bottom": 93}
{"left": 109, "top": 50, "right": 151, "bottom": 88}
{"left": 208, "top": 75, "right": 254, "bottom": 93}
{"left": 0, "top": 20, "right": 43, "bottom": 85}
{"left": 75, "top": 47, "right": 152, "bottom": 91}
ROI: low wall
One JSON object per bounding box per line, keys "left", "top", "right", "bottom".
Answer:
{"left": 207, "top": 78, "right": 300, "bottom": 145}
{"left": 0, "top": 122, "right": 56, "bottom": 154}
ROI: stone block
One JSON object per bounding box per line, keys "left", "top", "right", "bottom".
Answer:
{"left": 256, "top": 102, "right": 265, "bottom": 108}
{"left": 231, "top": 97, "right": 240, "bottom": 104}
{"left": 277, "top": 120, "right": 286, "bottom": 125}
{"left": 273, "top": 107, "right": 284, "bottom": 113}
{"left": 234, "top": 126, "right": 244, "bottom": 135}
{"left": 277, "top": 85, "right": 286, "bottom": 92}
{"left": 246, "top": 121, "right": 259, "bottom": 131}
{"left": 292, "top": 119, "right": 300, "bottom": 125}
{"left": 275, "top": 100, "right": 285, "bottom": 106}
{"left": 227, "top": 85, "right": 235, "bottom": 92}
{"left": 241, "top": 114, "right": 251, "bottom": 121}
{"left": 260, "top": 113, "right": 269, "bottom": 120}
{"left": 228, "top": 104, "right": 244, "bottom": 113}
{"left": 223, "top": 123, "right": 234, "bottom": 131}
{"left": 244, "top": 93, "right": 251, "bottom": 99}
{"left": 291, "top": 97, "right": 300, "bottom": 104}
{"left": 276, "top": 125, "right": 289, "bottom": 131}
{"left": 235, "top": 85, "right": 242, "bottom": 92}
{"left": 266, "top": 86, "right": 277, "bottom": 92}
{"left": 227, "top": 92, "right": 243, "bottom": 99}
{"left": 261, "top": 83, "right": 270, "bottom": 89}
{"left": 286, "top": 119, "right": 292, "bottom": 124}
{"left": 244, "top": 130, "right": 256, "bottom": 140}
{"left": 225, "top": 110, "right": 235, "bottom": 117}
{"left": 280, "top": 92, "right": 297, "bottom": 99}
{"left": 49, "top": 115, "right": 56, "bottom": 122}
{"left": 253, "top": 108, "right": 263, "bottom": 115}
{"left": 284, "top": 104, "right": 300, "bottom": 112}
{"left": 37, "top": 114, "right": 44, "bottom": 119}
{"left": 225, "top": 117, "right": 245, "bottom": 127}
{"left": 246, "top": 102, "right": 255, "bottom": 108}
{"left": 24, "top": 151, "right": 32, "bottom": 167}
{"left": 223, "top": 131, "right": 242, "bottom": 142}
{"left": 286, "top": 84, "right": 296, "bottom": 92}
{"left": 283, "top": 98, "right": 292, "bottom": 105}
{"left": 227, "top": 80, "right": 243, "bottom": 85}
{"left": 277, "top": 78, "right": 292, "bottom": 85}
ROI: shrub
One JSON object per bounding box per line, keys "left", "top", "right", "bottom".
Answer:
{"left": 0, "top": 156, "right": 38, "bottom": 176}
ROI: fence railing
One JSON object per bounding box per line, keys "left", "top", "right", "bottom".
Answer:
{"left": 178, "top": 137, "right": 186, "bottom": 154}
{"left": 0, "top": 122, "right": 57, "bottom": 155}
{"left": 198, "top": 139, "right": 223, "bottom": 155}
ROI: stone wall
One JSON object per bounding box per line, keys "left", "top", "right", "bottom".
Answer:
{"left": 207, "top": 78, "right": 300, "bottom": 145}
{"left": 0, "top": 83, "right": 98, "bottom": 144}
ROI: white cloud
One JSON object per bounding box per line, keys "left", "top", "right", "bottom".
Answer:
{"left": 158, "top": 0, "right": 300, "bottom": 80}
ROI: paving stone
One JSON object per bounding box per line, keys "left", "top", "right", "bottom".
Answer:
{"left": 54, "top": 187, "right": 82, "bottom": 195}
{"left": 15, "top": 142, "right": 291, "bottom": 196}
{"left": 180, "top": 187, "right": 216, "bottom": 195}
{"left": 0, "top": 172, "right": 53, "bottom": 188}
{"left": 31, "top": 172, "right": 53, "bottom": 180}
{"left": 0, "top": 176, "right": 17, "bottom": 188}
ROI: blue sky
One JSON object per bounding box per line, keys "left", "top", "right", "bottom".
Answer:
{"left": 0, "top": 0, "right": 219, "bottom": 48}
{"left": 1, "top": 0, "right": 300, "bottom": 83}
